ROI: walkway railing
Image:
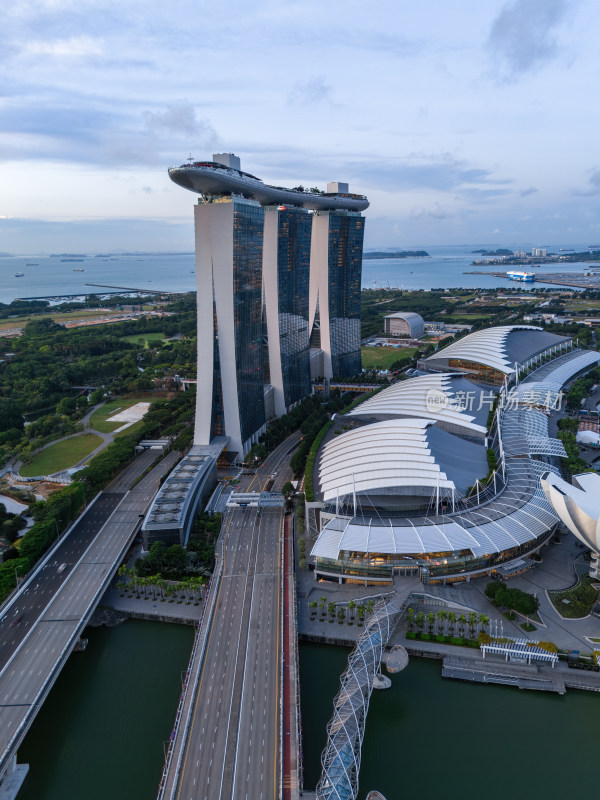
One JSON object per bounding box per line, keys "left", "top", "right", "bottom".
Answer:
{"left": 156, "top": 543, "right": 224, "bottom": 800}
{"left": 316, "top": 594, "right": 409, "bottom": 800}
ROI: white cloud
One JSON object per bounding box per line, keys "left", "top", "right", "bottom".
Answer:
{"left": 23, "top": 36, "right": 103, "bottom": 57}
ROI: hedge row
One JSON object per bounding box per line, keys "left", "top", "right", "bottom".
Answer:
{"left": 304, "top": 420, "right": 333, "bottom": 502}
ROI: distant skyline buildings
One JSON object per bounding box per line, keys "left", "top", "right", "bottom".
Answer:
{"left": 172, "top": 154, "right": 368, "bottom": 459}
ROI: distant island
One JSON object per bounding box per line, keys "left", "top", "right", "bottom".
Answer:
{"left": 363, "top": 250, "right": 430, "bottom": 259}
{"left": 472, "top": 250, "right": 600, "bottom": 266}
{"left": 472, "top": 248, "right": 513, "bottom": 256}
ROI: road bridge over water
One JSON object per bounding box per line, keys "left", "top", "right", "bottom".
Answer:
{"left": 0, "top": 449, "right": 179, "bottom": 795}
{"left": 158, "top": 437, "right": 300, "bottom": 800}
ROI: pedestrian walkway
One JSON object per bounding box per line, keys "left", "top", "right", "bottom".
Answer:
{"left": 100, "top": 583, "right": 202, "bottom": 623}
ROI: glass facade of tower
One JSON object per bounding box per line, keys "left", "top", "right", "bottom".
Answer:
{"left": 277, "top": 207, "right": 312, "bottom": 407}
{"left": 327, "top": 212, "right": 364, "bottom": 378}
{"left": 232, "top": 199, "right": 266, "bottom": 444}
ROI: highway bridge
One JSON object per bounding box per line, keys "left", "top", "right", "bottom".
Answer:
{"left": 158, "top": 437, "right": 300, "bottom": 800}
{"left": 0, "top": 449, "right": 179, "bottom": 794}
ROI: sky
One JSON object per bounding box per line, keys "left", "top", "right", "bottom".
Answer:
{"left": 1, "top": 0, "right": 599, "bottom": 253}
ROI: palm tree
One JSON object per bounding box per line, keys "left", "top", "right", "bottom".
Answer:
{"left": 319, "top": 596, "right": 327, "bottom": 618}
{"left": 337, "top": 607, "right": 345, "bottom": 624}
{"left": 458, "top": 615, "right": 467, "bottom": 637}
{"left": 309, "top": 601, "right": 317, "bottom": 619}
{"left": 415, "top": 611, "right": 425, "bottom": 633}
{"left": 478, "top": 613, "right": 489, "bottom": 633}
{"left": 132, "top": 575, "right": 141, "bottom": 598}
{"left": 447, "top": 611, "right": 457, "bottom": 636}
{"left": 328, "top": 602, "right": 336, "bottom": 622}
{"left": 348, "top": 600, "right": 356, "bottom": 625}
{"left": 427, "top": 612, "right": 436, "bottom": 634}
{"left": 406, "top": 607, "right": 415, "bottom": 632}
{"left": 468, "top": 612, "right": 477, "bottom": 639}
{"left": 366, "top": 599, "right": 374, "bottom": 618}
{"left": 436, "top": 609, "right": 447, "bottom": 635}
{"left": 191, "top": 577, "right": 204, "bottom": 604}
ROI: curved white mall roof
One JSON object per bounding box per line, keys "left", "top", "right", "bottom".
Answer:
{"left": 423, "top": 325, "right": 553, "bottom": 375}
{"left": 313, "top": 459, "right": 560, "bottom": 559}
{"left": 541, "top": 472, "right": 600, "bottom": 554}
{"left": 318, "top": 419, "right": 456, "bottom": 502}
{"left": 347, "top": 373, "right": 488, "bottom": 436}
{"left": 511, "top": 348, "right": 600, "bottom": 404}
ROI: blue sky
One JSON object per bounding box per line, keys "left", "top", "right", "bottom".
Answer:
{"left": 1, "top": 0, "right": 599, "bottom": 252}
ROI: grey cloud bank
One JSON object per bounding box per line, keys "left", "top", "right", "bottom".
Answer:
{"left": 0, "top": 0, "right": 598, "bottom": 252}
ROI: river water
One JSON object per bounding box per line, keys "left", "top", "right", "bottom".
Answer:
{"left": 1, "top": 244, "right": 598, "bottom": 304}
{"left": 16, "top": 624, "right": 600, "bottom": 800}
{"left": 299, "top": 642, "right": 600, "bottom": 800}
{"left": 17, "top": 620, "right": 193, "bottom": 800}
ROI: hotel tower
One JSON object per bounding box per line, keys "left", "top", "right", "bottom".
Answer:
{"left": 169, "top": 154, "right": 369, "bottom": 460}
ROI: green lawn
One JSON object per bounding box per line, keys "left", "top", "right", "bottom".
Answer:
{"left": 89, "top": 395, "right": 156, "bottom": 433}
{"left": 21, "top": 434, "right": 103, "bottom": 477}
{"left": 120, "top": 331, "right": 166, "bottom": 347}
{"left": 549, "top": 575, "right": 600, "bottom": 619}
{"left": 361, "top": 346, "right": 419, "bottom": 370}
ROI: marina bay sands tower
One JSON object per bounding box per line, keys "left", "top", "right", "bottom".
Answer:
{"left": 168, "top": 154, "right": 368, "bottom": 460}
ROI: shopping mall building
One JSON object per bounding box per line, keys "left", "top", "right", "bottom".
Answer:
{"left": 308, "top": 325, "right": 600, "bottom": 584}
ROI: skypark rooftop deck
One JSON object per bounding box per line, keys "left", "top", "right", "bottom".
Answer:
{"left": 168, "top": 160, "right": 369, "bottom": 212}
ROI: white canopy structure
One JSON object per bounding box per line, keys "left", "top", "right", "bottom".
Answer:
{"left": 310, "top": 334, "right": 600, "bottom": 581}
{"left": 317, "top": 418, "right": 486, "bottom": 505}
{"left": 422, "top": 325, "right": 571, "bottom": 377}
{"left": 313, "top": 459, "right": 558, "bottom": 560}
{"left": 346, "top": 373, "right": 488, "bottom": 438}
{"left": 510, "top": 348, "right": 600, "bottom": 406}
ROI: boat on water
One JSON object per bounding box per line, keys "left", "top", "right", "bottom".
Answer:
{"left": 507, "top": 270, "right": 535, "bottom": 282}
{"left": 73, "top": 267, "right": 84, "bottom": 272}
{"left": 61, "top": 258, "right": 84, "bottom": 262}
{"left": 14, "top": 272, "right": 24, "bottom": 277}
{"left": 26, "top": 262, "right": 39, "bottom": 266}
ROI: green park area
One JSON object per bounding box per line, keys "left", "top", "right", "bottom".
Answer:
{"left": 443, "top": 313, "right": 492, "bottom": 322}
{"left": 361, "top": 345, "right": 419, "bottom": 370}
{"left": 120, "top": 331, "right": 166, "bottom": 347}
{"left": 549, "top": 574, "right": 600, "bottom": 619}
{"left": 0, "top": 308, "right": 126, "bottom": 333}
{"left": 88, "top": 395, "right": 157, "bottom": 433}
{"left": 20, "top": 433, "right": 103, "bottom": 477}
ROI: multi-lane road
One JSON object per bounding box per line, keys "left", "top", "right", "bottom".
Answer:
{"left": 171, "top": 506, "right": 283, "bottom": 800}
{"left": 0, "top": 448, "right": 160, "bottom": 671}
{"left": 163, "top": 435, "right": 300, "bottom": 800}
{"left": 0, "top": 449, "right": 178, "bottom": 778}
